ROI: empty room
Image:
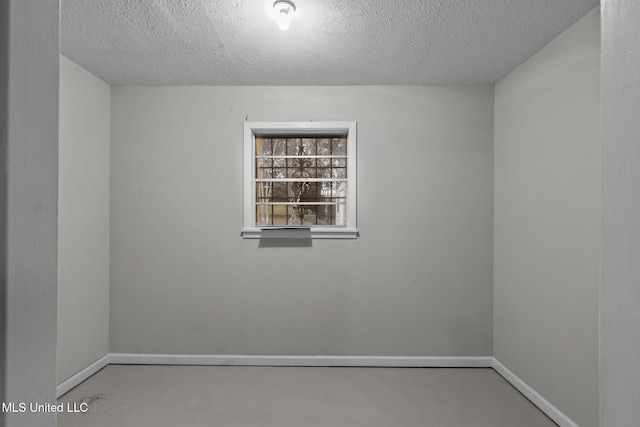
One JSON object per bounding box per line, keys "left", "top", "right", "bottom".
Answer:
{"left": 2, "top": 1, "right": 639, "bottom": 427}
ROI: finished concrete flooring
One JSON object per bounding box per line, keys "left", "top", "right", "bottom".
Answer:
{"left": 58, "top": 365, "right": 558, "bottom": 427}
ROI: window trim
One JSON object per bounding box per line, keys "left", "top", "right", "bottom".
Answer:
{"left": 242, "top": 121, "right": 358, "bottom": 239}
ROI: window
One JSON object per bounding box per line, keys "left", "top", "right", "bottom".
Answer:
{"left": 242, "top": 122, "right": 357, "bottom": 239}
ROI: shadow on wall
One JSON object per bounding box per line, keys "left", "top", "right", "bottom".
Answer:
{"left": 258, "top": 238, "right": 312, "bottom": 248}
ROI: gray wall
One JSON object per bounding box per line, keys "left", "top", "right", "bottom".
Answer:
{"left": 6, "top": 2, "right": 640, "bottom": 426}
{"left": 493, "top": 8, "right": 600, "bottom": 427}
{"left": 0, "top": 1, "right": 58, "bottom": 426}
{"left": 601, "top": 0, "right": 640, "bottom": 425}
{"left": 110, "top": 86, "right": 494, "bottom": 356}
{"left": 57, "top": 55, "right": 111, "bottom": 384}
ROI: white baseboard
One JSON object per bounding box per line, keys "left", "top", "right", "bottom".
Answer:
{"left": 56, "top": 354, "right": 110, "bottom": 398}
{"left": 108, "top": 353, "right": 493, "bottom": 368}
{"left": 56, "top": 353, "right": 578, "bottom": 427}
{"left": 491, "top": 358, "right": 578, "bottom": 427}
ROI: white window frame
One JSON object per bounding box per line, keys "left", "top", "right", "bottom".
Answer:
{"left": 242, "top": 121, "right": 358, "bottom": 239}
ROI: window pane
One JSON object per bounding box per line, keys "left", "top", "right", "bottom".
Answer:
{"left": 272, "top": 182, "right": 288, "bottom": 201}
{"left": 273, "top": 139, "right": 286, "bottom": 167}
{"left": 332, "top": 168, "right": 347, "bottom": 179}
{"left": 302, "top": 138, "right": 316, "bottom": 156}
{"left": 256, "top": 166, "right": 272, "bottom": 179}
{"left": 311, "top": 168, "right": 323, "bottom": 178}
{"left": 255, "top": 203, "right": 347, "bottom": 227}
{"left": 333, "top": 182, "right": 346, "bottom": 198}
{"left": 256, "top": 138, "right": 272, "bottom": 169}
{"left": 332, "top": 137, "right": 346, "bottom": 155}
{"left": 258, "top": 138, "right": 272, "bottom": 156}
{"left": 255, "top": 135, "right": 348, "bottom": 227}
{"left": 287, "top": 138, "right": 301, "bottom": 154}
{"left": 318, "top": 138, "right": 331, "bottom": 155}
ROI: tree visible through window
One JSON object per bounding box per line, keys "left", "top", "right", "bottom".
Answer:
{"left": 243, "top": 122, "right": 357, "bottom": 239}
{"left": 255, "top": 136, "right": 347, "bottom": 227}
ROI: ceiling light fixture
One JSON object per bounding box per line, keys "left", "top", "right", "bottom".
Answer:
{"left": 273, "top": 0, "right": 296, "bottom": 31}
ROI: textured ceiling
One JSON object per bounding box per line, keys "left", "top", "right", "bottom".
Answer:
{"left": 61, "top": 0, "right": 599, "bottom": 86}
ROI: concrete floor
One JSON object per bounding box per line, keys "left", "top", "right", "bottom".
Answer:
{"left": 57, "top": 365, "right": 558, "bottom": 427}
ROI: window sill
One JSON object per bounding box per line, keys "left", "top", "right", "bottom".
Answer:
{"left": 241, "top": 227, "right": 358, "bottom": 239}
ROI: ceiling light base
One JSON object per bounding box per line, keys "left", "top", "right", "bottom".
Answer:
{"left": 273, "top": 0, "right": 296, "bottom": 31}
